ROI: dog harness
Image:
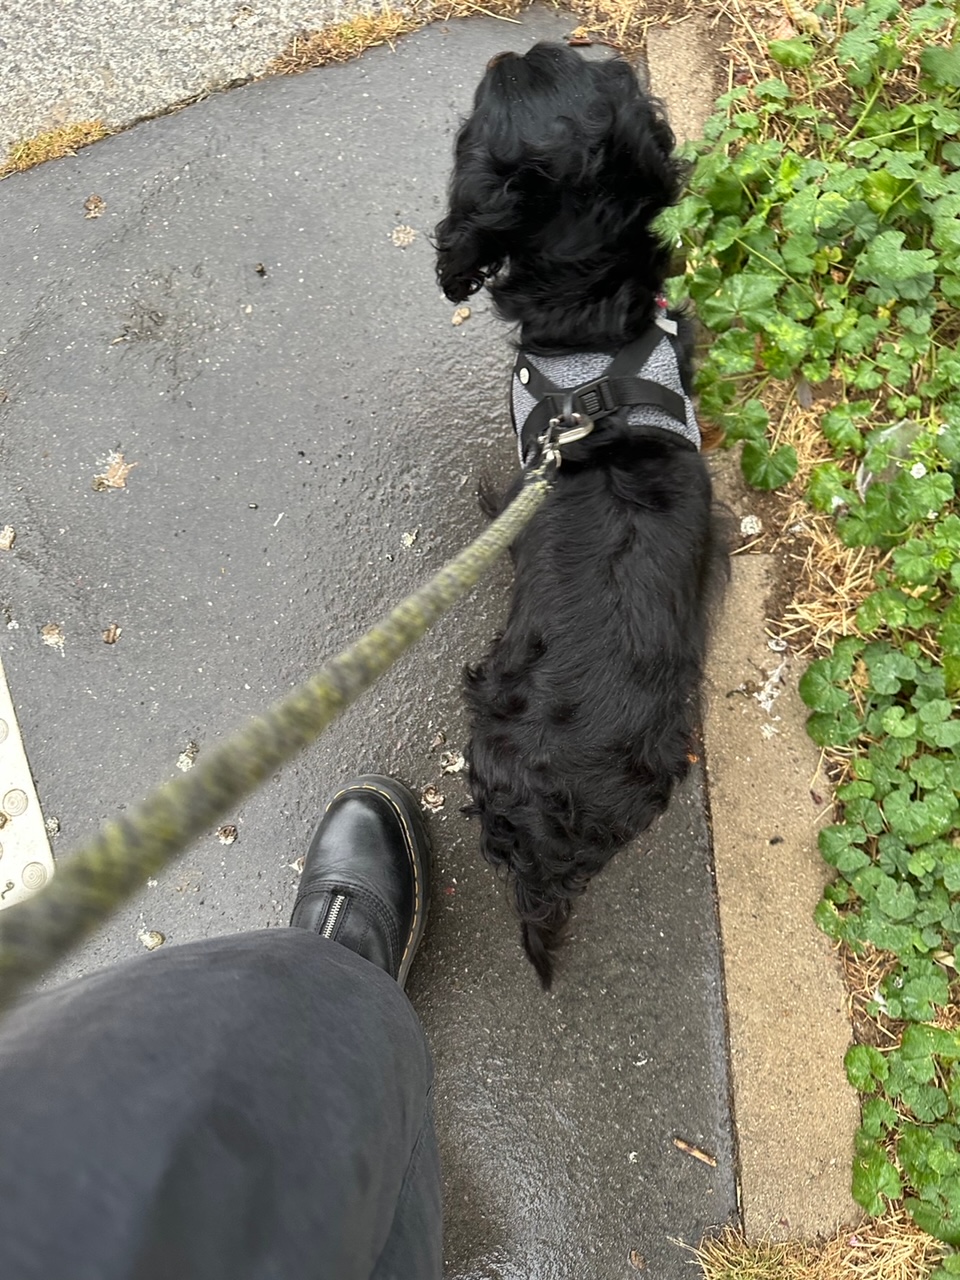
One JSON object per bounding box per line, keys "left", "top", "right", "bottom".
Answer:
{"left": 511, "top": 306, "right": 701, "bottom": 467}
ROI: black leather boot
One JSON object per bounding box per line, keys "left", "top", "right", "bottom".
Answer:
{"left": 290, "top": 776, "right": 431, "bottom": 988}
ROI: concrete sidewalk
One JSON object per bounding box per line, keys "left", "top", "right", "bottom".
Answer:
{"left": 0, "top": 0, "right": 362, "bottom": 157}
{"left": 1, "top": 10, "right": 741, "bottom": 1276}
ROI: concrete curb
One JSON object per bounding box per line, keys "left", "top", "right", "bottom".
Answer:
{"left": 702, "top": 450, "right": 861, "bottom": 1239}
{"left": 648, "top": 23, "right": 861, "bottom": 1240}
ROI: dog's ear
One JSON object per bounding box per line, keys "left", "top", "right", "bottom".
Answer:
{"left": 434, "top": 207, "right": 498, "bottom": 303}
{"left": 435, "top": 54, "right": 538, "bottom": 303}
{"left": 434, "top": 154, "right": 517, "bottom": 302}
{"left": 597, "top": 61, "right": 686, "bottom": 212}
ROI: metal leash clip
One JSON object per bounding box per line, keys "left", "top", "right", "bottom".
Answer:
{"left": 537, "top": 394, "right": 595, "bottom": 469}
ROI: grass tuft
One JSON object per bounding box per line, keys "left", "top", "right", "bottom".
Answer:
{"left": 697, "top": 1212, "right": 945, "bottom": 1280}
{"left": 0, "top": 121, "right": 109, "bottom": 178}
{"left": 269, "top": 6, "right": 423, "bottom": 73}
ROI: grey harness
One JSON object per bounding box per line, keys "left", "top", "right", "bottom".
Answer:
{"left": 511, "top": 310, "right": 701, "bottom": 467}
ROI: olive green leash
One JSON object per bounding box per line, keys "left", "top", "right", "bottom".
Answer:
{"left": 0, "top": 464, "right": 554, "bottom": 1013}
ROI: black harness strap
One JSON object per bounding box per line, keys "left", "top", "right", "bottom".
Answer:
{"left": 513, "top": 328, "right": 689, "bottom": 462}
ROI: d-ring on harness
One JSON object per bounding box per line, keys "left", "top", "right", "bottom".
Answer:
{"left": 536, "top": 391, "right": 596, "bottom": 469}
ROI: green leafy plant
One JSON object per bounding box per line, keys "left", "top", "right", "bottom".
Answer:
{"left": 661, "top": 0, "right": 960, "bottom": 1251}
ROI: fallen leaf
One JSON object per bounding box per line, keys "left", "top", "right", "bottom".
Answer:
{"left": 390, "top": 224, "right": 417, "bottom": 248}
{"left": 0, "top": 525, "right": 15, "bottom": 550}
{"left": 628, "top": 1250, "right": 646, "bottom": 1271}
{"left": 421, "top": 784, "right": 444, "bottom": 812}
{"left": 440, "top": 751, "right": 465, "bottom": 775}
{"left": 40, "top": 622, "right": 65, "bottom": 653}
{"left": 217, "top": 824, "right": 238, "bottom": 845}
{"left": 429, "top": 730, "right": 447, "bottom": 750}
{"left": 83, "top": 193, "right": 106, "bottom": 218}
{"left": 451, "top": 306, "right": 471, "bottom": 326}
{"left": 93, "top": 450, "right": 138, "bottom": 491}
{"left": 102, "top": 623, "right": 121, "bottom": 644}
{"left": 176, "top": 741, "right": 200, "bottom": 771}
{"left": 138, "top": 930, "right": 165, "bottom": 951}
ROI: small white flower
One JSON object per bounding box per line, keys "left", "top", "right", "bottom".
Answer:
{"left": 910, "top": 462, "right": 927, "bottom": 479}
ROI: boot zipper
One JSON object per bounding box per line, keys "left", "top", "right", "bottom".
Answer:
{"left": 320, "top": 893, "right": 348, "bottom": 939}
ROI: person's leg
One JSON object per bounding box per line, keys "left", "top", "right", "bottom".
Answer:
{"left": 0, "top": 777, "right": 440, "bottom": 1280}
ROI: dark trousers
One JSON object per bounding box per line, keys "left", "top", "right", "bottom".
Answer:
{"left": 0, "top": 930, "right": 442, "bottom": 1280}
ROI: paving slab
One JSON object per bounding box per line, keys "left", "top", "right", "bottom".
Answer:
{"left": 646, "top": 14, "right": 720, "bottom": 146}
{"left": 0, "top": 0, "right": 374, "bottom": 156}
{"left": 0, "top": 11, "right": 738, "bottom": 1277}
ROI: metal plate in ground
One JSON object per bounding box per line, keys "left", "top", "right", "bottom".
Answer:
{"left": 0, "top": 655, "right": 55, "bottom": 909}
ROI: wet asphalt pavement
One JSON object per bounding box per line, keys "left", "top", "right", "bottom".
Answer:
{"left": 0, "top": 10, "right": 737, "bottom": 1276}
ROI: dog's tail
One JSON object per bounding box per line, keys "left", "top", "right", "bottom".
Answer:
{"left": 514, "top": 882, "right": 572, "bottom": 991}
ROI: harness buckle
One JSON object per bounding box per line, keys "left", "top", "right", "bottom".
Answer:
{"left": 551, "top": 376, "right": 616, "bottom": 422}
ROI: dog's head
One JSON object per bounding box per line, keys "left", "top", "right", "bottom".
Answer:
{"left": 435, "top": 43, "right": 686, "bottom": 349}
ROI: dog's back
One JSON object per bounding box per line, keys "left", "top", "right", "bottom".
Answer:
{"left": 437, "top": 42, "right": 728, "bottom": 985}
{"left": 465, "top": 433, "right": 726, "bottom": 984}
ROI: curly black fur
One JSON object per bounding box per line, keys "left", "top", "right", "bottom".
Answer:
{"left": 435, "top": 43, "right": 687, "bottom": 351}
{"left": 436, "top": 43, "right": 729, "bottom": 988}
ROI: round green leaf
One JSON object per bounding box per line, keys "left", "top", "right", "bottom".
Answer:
{"left": 846, "top": 1044, "right": 889, "bottom": 1090}
{"left": 883, "top": 787, "right": 960, "bottom": 845}
{"left": 768, "top": 37, "right": 815, "bottom": 68}
{"left": 699, "top": 273, "right": 782, "bottom": 333}
{"left": 741, "top": 440, "right": 798, "bottom": 491}
{"left": 798, "top": 661, "right": 851, "bottom": 712}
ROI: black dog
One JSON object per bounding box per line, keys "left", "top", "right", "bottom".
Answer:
{"left": 436, "top": 43, "right": 728, "bottom": 988}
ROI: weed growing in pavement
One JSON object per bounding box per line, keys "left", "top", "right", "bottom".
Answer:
{"left": 659, "top": 0, "right": 960, "bottom": 1259}
{"left": 0, "top": 121, "right": 108, "bottom": 177}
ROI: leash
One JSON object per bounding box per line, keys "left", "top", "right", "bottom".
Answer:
{"left": 0, "top": 461, "right": 555, "bottom": 1014}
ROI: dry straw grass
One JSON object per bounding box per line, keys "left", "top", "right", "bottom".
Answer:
{"left": 0, "top": 121, "right": 108, "bottom": 178}
{"left": 840, "top": 942, "right": 908, "bottom": 1047}
{"left": 696, "top": 1212, "right": 945, "bottom": 1280}
{"left": 774, "top": 511, "right": 887, "bottom": 656}
{"left": 268, "top": 0, "right": 703, "bottom": 77}
{"left": 749, "top": 390, "right": 885, "bottom": 656}
{"left": 269, "top": 6, "right": 424, "bottom": 73}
